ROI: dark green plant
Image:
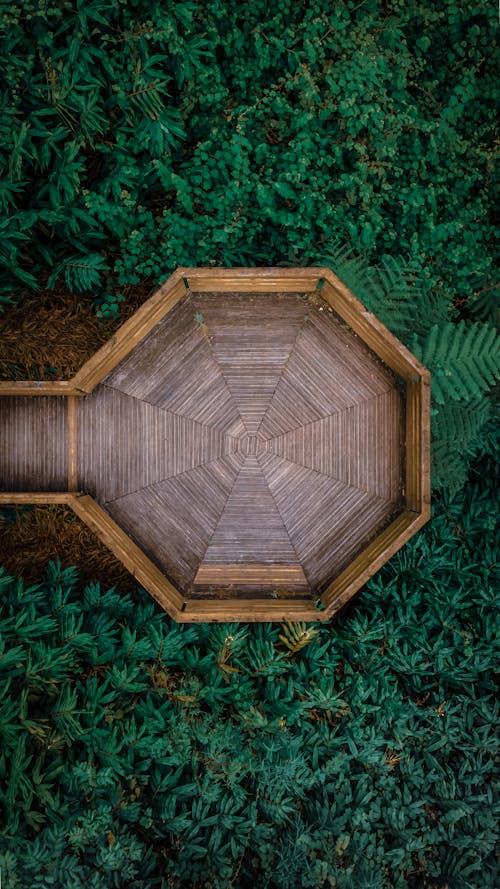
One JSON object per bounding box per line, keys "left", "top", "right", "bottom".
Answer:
{"left": 0, "top": 449, "right": 498, "bottom": 888}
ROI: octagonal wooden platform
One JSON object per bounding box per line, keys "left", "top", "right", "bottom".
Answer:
{"left": 0, "top": 268, "right": 430, "bottom": 622}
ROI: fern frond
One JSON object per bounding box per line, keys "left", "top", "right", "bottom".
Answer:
{"left": 412, "top": 321, "right": 500, "bottom": 404}
{"left": 47, "top": 252, "right": 109, "bottom": 293}
{"left": 279, "top": 622, "right": 319, "bottom": 654}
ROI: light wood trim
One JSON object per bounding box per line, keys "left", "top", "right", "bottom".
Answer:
{"left": 321, "top": 510, "right": 429, "bottom": 616}
{"left": 181, "top": 266, "right": 325, "bottom": 293}
{"left": 70, "top": 271, "right": 188, "bottom": 392}
{"left": 0, "top": 381, "right": 85, "bottom": 396}
{"left": 194, "top": 564, "right": 308, "bottom": 585}
{"left": 67, "top": 396, "right": 78, "bottom": 491}
{"left": 0, "top": 492, "right": 75, "bottom": 504}
{"left": 180, "top": 598, "right": 325, "bottom": 623}
{"left": 321, "top": 273, "right": 427, "bottom": 380}
{"left": 405, "top": 373, "right": 431, "bottom": 514}
{"left": 67, "top": 494, "right": 184, "bottom": 617}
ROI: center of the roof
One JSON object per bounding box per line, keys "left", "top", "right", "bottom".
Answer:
{"left": 237, "top": 434, "right": 267, "bottom": 457}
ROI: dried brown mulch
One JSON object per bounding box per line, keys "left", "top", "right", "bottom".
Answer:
{"left": 0, "top": 283, "right": 154, "bottom": 380}
{"left": 0, "top": 505, "right": 138, "bottom": 593}
{"left": 0, "top": 283, "right": 154, "bottom": 588}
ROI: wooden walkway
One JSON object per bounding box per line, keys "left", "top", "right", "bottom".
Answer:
{"left": 0, "top": 290, "right": 404, "bottom": 600}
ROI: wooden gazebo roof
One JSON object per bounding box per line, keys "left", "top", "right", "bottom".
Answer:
{"left": 0, "top": 268, "right": 430, "bottom": 622}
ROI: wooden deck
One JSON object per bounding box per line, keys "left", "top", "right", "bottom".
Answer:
{"left": 0, "top": 396, "right": 68, "bottom": 491}
{"left": 0, "top": 282, "right": 408, "bottom": 608}
{"left": 75, "top": 290, "right": 403, "bottom": 597}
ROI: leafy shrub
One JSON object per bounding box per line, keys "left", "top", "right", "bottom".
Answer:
{"left": 0, "top": 451, "right": 498, "bottom": 888}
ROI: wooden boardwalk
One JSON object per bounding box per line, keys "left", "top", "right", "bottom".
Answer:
{"left": 0, "top": 289, "right": 405, "bottom": 601}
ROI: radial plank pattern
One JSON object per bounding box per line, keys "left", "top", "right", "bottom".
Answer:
{"left": 73, "top": 290, "right": 404, "bottom": 598}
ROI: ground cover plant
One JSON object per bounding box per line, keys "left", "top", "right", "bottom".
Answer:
{"left": 0, "top": 0, "right": 498, "bottom": 886}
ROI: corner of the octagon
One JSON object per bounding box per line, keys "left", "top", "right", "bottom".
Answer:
{"left": 68, "top": 268, "right": 189, "bottom": 393}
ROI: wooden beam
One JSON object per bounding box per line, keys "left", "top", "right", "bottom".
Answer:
{"left": 71, "top": 271, "right": 188, "bottom": 392}
{"left": 181, "top": 266, "right": 325, "bottom": 292}
{"left": 180, "top": 598, "right": 325, "bottom": 623}
{"left": 0, "top": 492, "right": 74, "bottom": 504}
{"left": 67, "top": 494, "right": 184, "bottom": 618}
{"left": 321, "top": 272, "right": 427, "bottom": 380}
{"left": 405, "top": 373, "right": 431, "bottom": 514}
{"left": 321, "top": 510, "right": 429, "bottom": 617}
{"left": 0, "top": 381, "right": 85, "bottom": 396}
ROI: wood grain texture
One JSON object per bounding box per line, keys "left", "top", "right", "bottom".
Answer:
{"left": 0, "top": 381, "right": 84, "bottom": 396}
{"left": 260, "top": 309, "right": 397, "bottom": 438}
{"left": 0, "top": 269, "right": 428, "bottom": 621}
{"left": 105, "top": 455, "right": 243, "bottom": 590}
{"left": 180, "top": 598, "right": 324, "bottom": 623}
{"left": 406, "top": 374, "right": 431, "bottom": 514}
{"left": 182, "top": 266, "right": 324, "bottom": 293}
{"left": 77, "top": 385, "right": 231, "bottom": 501}
{"left": 105, "top": 295, "right": 241, "bottom": 430}
{"left": 259, "top": 452, "right": 397, "bottom": 588}
{"left": 192, "top": 292, "right": 309, "bottom": 434}
{"left": 0, "top": 397, "right": 68, "bottom": 491}
{"left": 67, "top": 396, "right": 78, "bottom": 491}
{"left": 194, "top": 455, "right": 310, "bottom": 591}
{"left": 267, "top": 389, "right": 402, "bottom": 500}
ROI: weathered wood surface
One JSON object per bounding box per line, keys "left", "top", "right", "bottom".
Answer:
{"left": 74, "top": 290, "right": 404, "bottom": 597}
{"left": 0, "top": 275, "right": 421, "bottom": 617}
{"left": 0, "top": 396, "right": 68, "bottom": 491}
{"left": 321, "top": 509, "right": 429, "bottom": 616}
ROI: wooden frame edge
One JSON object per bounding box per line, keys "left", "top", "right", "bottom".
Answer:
{"left": 321, "top": 509, "right": 429, "bottom": 618}
{"left": 0, "top": 381, "right": 85, "bottom": 396}
{"left": 405, "top": 372, "right": 431, "bottom": 514}
{"left": 67, "top": 494, "right": 184, "bottom": 618}
{"left": 180, "top": 598, "right": 325, "bottom": 623}
{"left": 0, "top": 492, "right": 75, "bottom": 504}
{"left": 70, "top": 269, "right": 188, "bottom": 392}
{"left": 181, "top": 266, "right": 327, "bottom": 293}
{"left": 321, "top": 270, "right": 428, "bottom": 380}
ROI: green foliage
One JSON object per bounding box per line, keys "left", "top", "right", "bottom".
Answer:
{"left": 0, "top": 4, "right": 498, "bottom": 885}
{"left": 412, "top": 322, "right": 500, "bottom": 405}
{"left": 0, "top": 0, "right": 497, "bottom": 491}
{"left": 0, "top": 0, "right": 496, "bottom": 305}
{"left": 0, "top": 456, "right": 498, "bottom": 888}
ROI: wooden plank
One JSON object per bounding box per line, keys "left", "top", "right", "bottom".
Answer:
{"left": 197, "top": 456, "right": 309, "bottom": 580}
{"left": 0, "top": 381, "right": 84, "bottom": 396}
{"left": 68, "top": 494, "right": 184, "bottom": 616}
{"left": 193, "top": 291, "right": 309, "bottom": 434}
{"left": 105, "top": 456, "right": 242, "bottom": 590}
{"left": 0, "top": 492, "right": 74, "bottom": 504}
{"left": 194, "top": 564, "right": 308, "bottom": 585}
{"left": 267, "top": 389, "right": 403, "bottom": 500}
{"left": 0, "top": 396, "right": 68, "bottom": 492}
{"left": 67, "top": 396, "right": 78, "bottom": 491}
{"left": 77, "top": 386, "right": 231, "bottom": 502}
{"left": 180, "top": 598, "right": 324, "bottom": 623}
{"left": 259, "top": 451, "right": 397, "bottom": 588}
{"left": 104, "top": 297, "right": 240, "bottom": 430}
{"left": 71, "top": 272, "right": 187, "bottom": 392}
{"left": 321, "top": 510, "right": 429, "bottom": 615}
{"left": 259, "top": 307, "right": 397, "bottom": 438}
{"left": 182, "top": 266, "right": 324, "bottom": 292}
{"left": 405, "top": 374, "right": 431, "bottom": 514}
{"left": 321, "top": 273, "right": 427, "bottom": 380}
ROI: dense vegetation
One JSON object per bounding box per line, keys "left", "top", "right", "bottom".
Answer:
{"left": 0, "top": 1, "right": 498, "bottom": 886}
